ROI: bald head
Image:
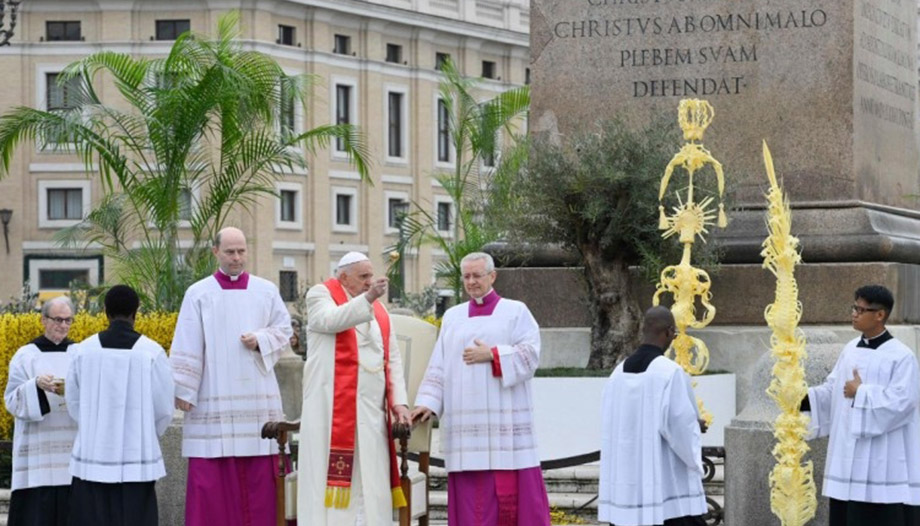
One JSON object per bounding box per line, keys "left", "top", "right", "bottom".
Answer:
{"left": 641, "top": 306, "right": 676, "bottom": 347}
{"left": 214, "top": 227, "right": 246, "bottom": 248}
{"left": 212, "top": 227, "right": 248, "bottom": 276}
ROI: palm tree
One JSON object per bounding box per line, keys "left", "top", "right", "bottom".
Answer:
{"left": 0, "top": 12, "right": 370, "bottom": 310}
{"left": 388, "top": 57, "right": 529, "bottom": 303}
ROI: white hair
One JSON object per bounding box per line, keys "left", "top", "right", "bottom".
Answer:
{"left": 460, "top": 252, "right": 495, "bottom": 272}
{"left": 42, "top": 296, "right": 75, "bottom": 317}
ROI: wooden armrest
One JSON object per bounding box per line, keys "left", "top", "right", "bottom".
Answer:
{"left": 261, "top": 420, "right": 301, "bottom": 440}
{"left": 392, "top": 422, "right": 412, "bottom": 441}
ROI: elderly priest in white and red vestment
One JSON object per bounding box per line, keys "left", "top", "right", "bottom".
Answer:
{"left": 802, "top": 285, "right": 920, "bottom": 526}
{"left": 598, "top": 306, "right": 707, "bottom": 526}
{"left": 298, "top": 251, "right": 411, "bottom": 526}
{"left": 170, "top": 227, "right": 293, "bottom": 526}
{"left": 4, "top": 296, "right": 77, "bottom": 526}
{"left": 412, "top": 251, "right": 551, "bottom": 526}
{"left": 65, "top": 285, "right": 175, "bottom": 526}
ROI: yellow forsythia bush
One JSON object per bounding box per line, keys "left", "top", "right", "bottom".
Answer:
{"left": 0, "top": 312, "right": 178, "bottom": 440}
{"left": 422, "top": 314, "right": 442, "bottom": 328}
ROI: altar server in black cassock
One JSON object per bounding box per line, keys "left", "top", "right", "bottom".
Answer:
{"left": 599, "top": 306, "right": 707, "bottom": 526}
{"left": 802, "top": 285, "right": 920, "bottom": 526}
{"left": 65, "top": 285, "right": 175, "bottom": 526}
{"left": 4, "top": 297, "right": 77, "bottom": 526}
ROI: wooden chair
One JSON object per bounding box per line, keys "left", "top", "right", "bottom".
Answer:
{"left": 261, "top": 420, "right": 299, "bottom": 526}
{"left": 391, "top": 314, "right": 439, "bottom": 526}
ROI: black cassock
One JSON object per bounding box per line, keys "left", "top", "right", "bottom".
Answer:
{"left": 8, "top": 336, "right": 72, "bottom": 526}
{"left": 609, "top": 344, "right": 708, "bottom": 526}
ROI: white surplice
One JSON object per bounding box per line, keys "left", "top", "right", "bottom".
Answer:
{"left": 414, "top": 298, "right": 541, "bottom": 472}
{"left": 66, "top": 334, "right": 174, "bottom": 483}
{"left": 297, "top": 284, "right": 408, "bottom": 526}
{"left": 4, "top": 343, "right": 76, "bottom": 490}
{"left": 806, "top": 336, "right": 920, "bottom": 505}
{"left": 170, "top": 274, "right": 292, "bottom": 457}
{"left": 599, "top": 357, "right": 707, "bottom": 526}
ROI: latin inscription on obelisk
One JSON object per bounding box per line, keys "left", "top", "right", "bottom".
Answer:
{"left": 530, "top": 0, "right": 919, "bottom": 207}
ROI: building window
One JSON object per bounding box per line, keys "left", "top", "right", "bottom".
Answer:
{"left": 28, "top": 258, "right": 101, "bottom": 295}
{"left": 280, "top": 190, "right": 296, "bottom": 222}
{"left": 46, "top": 21, "right": 81, "bottom": 42}
{"left": 47, "top": 188, "right": 83, "bottom": 220}
{"left": 178, "top": 189, "right": 193, "bottom": 222}
{"left": 155, "top": 19, "right": 190, "bottom": 41}
{"left": 40, "top": 268, "right": 89, "bottom": 290}
{"left": 388, "top": 92, "right": 404, "bottom": 158}
{"left": 38, "top": 180, "right": 90, "bottom": 228}
{"left": 334, "top": 34, "right": 351, "bottom": 55}
{"left": 435, "top": 52, "right": 450, "bottom": 71}
{"left": 336, "top": 194, "right": 352, "bottom": 225}
{"left": 386, "top": 44, "right": 402, "bottom": 64}
{"left": 279, "top": 81, "right": 296, "bottom": 139}
{"left": 278, "top": 25, "right": 296, "bottom": 46}
{"left": 482, "top": 61, "right": 496, "bottom": 79}
{"left": 275, "top": 182, "right": 303, "bottom": 230}
{"left": 279, "top": 270, "right": 298, "bottom": 302}
{"left": 46, "top": 73, "right": 81, "bottom": 111}
{"left": 332, "top": 187, "right": 358, "bottom": 232}
{"left": 437, "top": 201, "right": 452, "bottom": 232}
{"left": 482, "top": 142, "right": 496, "bottom": 168}
{"left": 437, "top": 99, "right": 451, "bottom": 163}
{"left": 386, "top": 195, "right": 409, "bottom": 231}
{"left": 335, "top": 84, "right": 352, "bottom": 152}
{"left": 480, "top": 103, "right": 498, "bottom": 168}
{"left": 525, "top": 67, "right": 531, "bottom": 85}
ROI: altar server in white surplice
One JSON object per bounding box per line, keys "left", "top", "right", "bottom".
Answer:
{"left": 298, "top": 252, "right": 410, "bottom": 526}
{"left": 65, "top": 285, "right": 174, "bottom": 526}
{"left": 802, "top": 285, "right": 920, "bottom": 525}
{"left": 4, "top": 296, "right": 77, "bottom": 526}
{"left": 170, "top": 227, "right": 292, "bottom": 526}
{"left": 599, "top": 306, "right": 707, "bottom": 526}
{"left": 412, "top": 252, "right": 551, "bottom": 526}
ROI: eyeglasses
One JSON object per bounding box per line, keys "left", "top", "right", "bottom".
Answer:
{"left": 45, "top": 316, "right": 74, "bottom": 325}
{"left": 851, "top": 305, "right": 881, "bottom": 315}
{"left": 462, "top": 272, "right": 492, "bottom": 281}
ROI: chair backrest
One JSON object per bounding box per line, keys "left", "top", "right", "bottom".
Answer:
{"left": 391, "top": 314, "right": 439, "bottom": 453}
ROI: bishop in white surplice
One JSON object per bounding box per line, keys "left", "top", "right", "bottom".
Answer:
{"left": 4, "top": 297, "right": 77, "bottom": 526}
{"left": 413, "top": 252, "right": 551, "bottom": 525}
{"left": 803, "top": 286, "right": 920, "bottom": 524}
{"left": 170, "top": 228, "right": 292, "bottom": 526}
{"left": 599, "top": 306, "right": 707, "bottom": 526}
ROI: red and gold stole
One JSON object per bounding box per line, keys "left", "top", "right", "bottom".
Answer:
{"left": 323, "top": 278, "right": 407, "bottom": 509}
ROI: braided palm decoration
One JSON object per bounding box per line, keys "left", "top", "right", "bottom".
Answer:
{"left": 760, "top": 141, "right": 817, "bottom": 526}
{"left": 653, "top": 99, "right": 729, "bottom": 426}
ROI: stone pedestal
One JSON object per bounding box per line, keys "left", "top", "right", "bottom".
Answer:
{"left": 530, "top": 0, "right": 920, "bottom": 211}
{"left": 724, "top": 336, "right": 841, "bottom": 526}
{"left": 494, "top": 262, "right": 920, "bottom": 327}
{"left": 157, "top": 413, "right": 188, "bottom": 526}
{"left": 274, "top": 348, "right": 304, "bottom": 420}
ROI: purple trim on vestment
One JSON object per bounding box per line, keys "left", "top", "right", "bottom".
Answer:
{"left": 185, "top": 456, "right": 279, "bottom": 526}
{"left": 469, "top": 289, "right": 501, "bottom": 318}
{"left": 213, "top": 270, "right": 250, "bottom": 290}
{"left": 447, "top": 467, "right": 551, "bottom": 526}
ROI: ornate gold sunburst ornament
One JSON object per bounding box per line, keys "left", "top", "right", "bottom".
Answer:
{"left": 653, "top": 99, "right": 729, "bottom": 426}
{"left": 761, "top": 141, "right": 817, "bottom": 526}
